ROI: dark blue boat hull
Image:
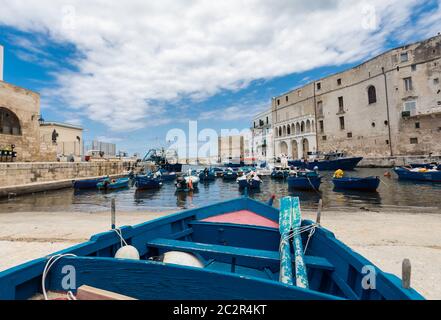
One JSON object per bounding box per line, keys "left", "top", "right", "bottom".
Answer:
{"left": 287, "top": 176, "right": 321, "bottom": 190}
{"left": 333, "top": 176, "right": 380, "bottom": 191}
{"left": 199, "top": 173, "right": 216, "bottom": 181}
{"left": 394, "top": 167, "right": 441, "bottom": 182}
{"left": 161, "top": 163, "right": 182, "bottom": 173}
{"left": 237, "top": 179, "right": 261, "bottom": 189}
{"left": 223, "top": 173, "right": 238, "bottom": 180}
{"left": 73, "top": 178, "right": 105, "bottom": 189}
{"left": 135, "top": 178, "right": 162, "bottom": 189}
{"left": 289, "top": 157, "right": 363, "bottom": 171}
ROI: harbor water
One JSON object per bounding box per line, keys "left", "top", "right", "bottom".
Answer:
{"left": 0, "top": 167, "right": 440, "bottom": 214}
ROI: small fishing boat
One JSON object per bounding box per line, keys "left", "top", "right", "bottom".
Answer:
{"left": 0, "top": 196, "right": 423, "bottom": 300}
{"left": 271, "top": 167, "right": 290, "bottom": 180}
{"left": 199, "top": 169, "right": 216, "bottom": 181}
{"left": 333, "top": 176, "right": 380, "bottom": 191}
{"left": 134, "top": 173, "right": 162, "bottom": 190}
{"left": 73, "top": 177, "right": 106, "bottom": 189}
{"left": 222, "top": 168, "right": 238, "bottom": 181}
{"left": 289, "top": 152, "right": 363, "bottom": 171}
{"left": 287, "top": 171, "right": 321, "bottom": 190}
{"left": 158, "top": 169, "right": 177, "bottom": 181}
{"left": 236, "top": 173, "right": 262, "bottom": 190}
{"left": 212, "top": 167, "right": 224, "bottom": 177}
{"left": 394, "top": 166, "right": 441, "bottom": 182}
{"left": 97, "top": 178, "right": 130, "bottom": 191}
{"left": 175, "top": 171, "right": 200, "bottom": 191}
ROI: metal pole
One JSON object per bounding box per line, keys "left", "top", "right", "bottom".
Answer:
{"left": 111, "top": 198, "right": 116, "bottom": 229}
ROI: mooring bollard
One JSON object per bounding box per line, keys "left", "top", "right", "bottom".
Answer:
{"left": 111, "top": 198, "right": 116, "bottom": 230}
{"left": 316, "top": 199, "right": 323, "bottom": 225}
{"left": 402, "top": 258, "right": 411, "bottom": 289}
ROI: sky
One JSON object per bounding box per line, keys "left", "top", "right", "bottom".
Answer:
{"left": 0, "top": 0, "right": 440, "bottom": 156}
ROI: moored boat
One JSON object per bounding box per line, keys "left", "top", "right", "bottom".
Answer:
{"left": 73, "top": 177, "right": 106, "bottom": 189}
{"left": 394, "top": 166, "right": 441, "bottom": 182}
{"left": 0, "top": 196, "right": 423, "bottom": 300}
{"left": 289, "top": 152, "right": 363, "bottom": 171}
{"left": 236, "top": 172, "right": 262, "bottom": 190}
{"left": 333, "top": 176, "right": 380, "bottom": 191}
{"left": 287, "top": 171, "right": 321, "bottom": 190}
{"left": 271, "top": 167, "right": 290, "bottom": 180}
{"left": 134, "top": 173, "right": 162, "bottom": 190}
{"left": 158, "top": 169, "right": 177, "bottom": 181}
{"left": 97, "top": 178, "right": 130, "bottom": 190}
{"left": 175, "top": 170, "right": 200, "bottom": 191}
{"left": 222, "top": 168, "right": 238, "bottom": 181}
{"left": 198, "top": 168, "right": 216, "bottom": 181}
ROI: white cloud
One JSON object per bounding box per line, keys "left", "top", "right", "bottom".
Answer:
{"left": 0, "top": 0, "right": 437, "bottom": 131}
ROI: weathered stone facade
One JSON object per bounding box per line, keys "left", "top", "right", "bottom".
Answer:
{"left": 271, "top": 35, "right": 441, "bottom": 158}
{"left": 251, "top": 109, "right": 272, "bottom": 161}
{"left": 0, "top": 161, "right": 132, "bottom": 187}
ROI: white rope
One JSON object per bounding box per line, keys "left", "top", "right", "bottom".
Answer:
{"left": 278, "top": 223, "right": 319, "bottom": 253}
{"left": 112, "top": 228, "right": 128, "bottom": 247}
{"left": 41, "top": 253, "right": 77, "bottom": 300}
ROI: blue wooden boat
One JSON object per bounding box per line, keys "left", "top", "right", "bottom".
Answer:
{"left": 73, "top": 177, "right": 106, "bottom": 189}
{"left": 222, "top": 169, "right": 238, "bottom": 180}
{"left": 237, "top": 176, "right": 262, "bottom": 190}
{"left": 289, "top": 152, "right": 363, "bottom": 171}
{"left": 134, "top": 175, "right": 162, "bottom": 190}
{"left": 158, "top": 169, "right": 177, "bottom": 181}
{"left": 394, "top": 167, "right": 441, "bottom": 182}
{"left": 0, "top": 196, "right": 423, "bottom": 300}
{"left": 333, "top": 176, "right": 380, "bottom": 191}
{"left": 271, "top": 168, "right": 289, "bottom": 180}
{"left": 212, "top": 167, "right": 224, "bottom": 177}
{"left": 287, "top": 172, "right": 321, "bottom": 190}
{"left": 97, "top": 178, "right": 130, "bottom": 190}
{"left": 199, "top": 169, "right": 216, "bottom": 181}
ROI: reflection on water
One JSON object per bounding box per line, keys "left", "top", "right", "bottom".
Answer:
{"left": 0, "top": 168, "right": 440, "bottom": 213}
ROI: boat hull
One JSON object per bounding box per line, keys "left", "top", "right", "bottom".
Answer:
{"left": 332, "top": 176, "right": 380, "bottom": 191}
{"left": 394, "top": 167, "right": 441, "bottom": 182}
{"left": 135, "top": 177, "right": 162, "bottom": 190}
{"left": 289, "top": 157, "right": 363, "bottom": 170}
{"left": 97, "top": 178, "right": 130, "bottom": 190}
{"left": 287, "top": 176, "right": 321, "bottom": 190}
{"left": 237, "top": 179, "right": 262, "bottom": 189}
{"left": 73, "top": 178, "right": 105, "bottom": 189}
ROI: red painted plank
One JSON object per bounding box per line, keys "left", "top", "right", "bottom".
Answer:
{"left": 201, "top": 210, "right": 278, "bottom": 229}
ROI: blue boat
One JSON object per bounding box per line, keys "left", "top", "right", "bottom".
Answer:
{"left": 73, "top": 177, "right": 106, "bottom": 189}
{"left": 237, "top": 176, "right": 262, "bottom": 190}
{"left": 158, "top": 169, "right": 177, "bottom": 181}
{"left": 222, "top": 169, "right": 238, "bottom": 180}
{"left": 287, "top": 172, "right": 321, "bottom": 190}
{"left": 199, "top": 169, "right": 216, "bottom": 181}
{"left": 333, "top": 176, "right": 380, "bottom": 191}
{"left": 394, "top": 167, "right": 441, "bottom": 182}
{"left": 0, "top": 196, "right": 423, "bottom": 300}
{"left": 289, "top": 152, "right": 363, "bottom": 171}
{"left": 97, "top": 178, "right": 130, "bottom": 190}
{"left": 271, "top": 167, "right": 290, "bottom": 179}
{"left": 134, "top": 174, "right": 162, "bottom": 190}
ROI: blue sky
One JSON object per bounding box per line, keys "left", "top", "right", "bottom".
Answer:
{"left": 0, "top": 0, "right": 440, "bottom": 156}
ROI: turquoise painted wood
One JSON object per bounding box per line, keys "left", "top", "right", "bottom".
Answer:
{"left": 278, "top": 197, "right": 293, "bottom": 285}
{"left": 291, "top": 197, "right": 309, "bottom": 289}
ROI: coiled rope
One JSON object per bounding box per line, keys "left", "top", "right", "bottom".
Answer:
{"left": 41, "top": 253, "right": 77, "bottom": 300}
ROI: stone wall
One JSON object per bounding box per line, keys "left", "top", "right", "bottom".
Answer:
{"left": 0, "top": 161, "right": 133, "bottom": 187}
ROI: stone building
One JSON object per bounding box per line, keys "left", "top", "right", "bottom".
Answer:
{"left": 0, "top": 45, "right": 3, "bottom": 82}
{"left": 40, "top": 121, "right": 83, "bottom": 160}
{"left": 251, "top": 109, "right": 273, "bottom": 161}
{"left": 272, "top": 34, "right": 441, "bottom": 158}
{"left": 218, "top": 134, "right": 245, "bottom": 165}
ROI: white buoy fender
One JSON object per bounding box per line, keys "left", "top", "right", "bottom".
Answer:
{"left": 115, "top": 245, "right": 140, "bottom": 260}
{"left": 163, "top": 251, "right": 204, "bottom": 268}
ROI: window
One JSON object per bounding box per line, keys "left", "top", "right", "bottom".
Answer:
{"left": 287, "top": 126, "right": 291, "bottom": 135}
{"left": 386, "top": 140, "right": 389, "bottom": 145}
{"left": 339, "top": 116, "right": 345, "bottom": 130}
{"left": 415, "top": 122, "right": 420, "bottom": 129}
{"left": 337, "top": 78, "right": 342, "bottom": 85}
{"left": 298, "top": 90, "right": 302, "bottom": 97}
{"left": 266, "top": 117, "right": 268, "bottom": 124}
{"left": 371, "top": 122, "right": 376, "bottom": 127}
{"left": 253, "top": 122, "right": 256, "bottom": 128}
{"left": 347, "top": 132, "right": 352, "bottom": 138}
{"left": 410, "top": 137, "right": 418, "bottom": 144}
{"left": 319, "top": 120, "right": 324, "bottom": 133}
{"left": 317, "top": 82, "right": 321, "bottom": 90}
{"left": 434, "top": 78, "right": 439, "bottom": 85}
{"left": 286, "top": 96, "right": 289, "bottom": 102}
{"left": 316, "top": 101, "right": 323, "bottom": 117}
{"left": 384, "top": 120, "right": 388, "bottom": 126}
{"left": 404, "top": 77, "right": 413, "bottom": 91}
{"left": 404, "top": 101, "right": 416, "bottom": 116}
{"left": 400, "top": 52, "right": 408, "bottom": 62}
{"left": 411, "top": 64, "right": 417, "bottom": 71}
{"left": 367, "top": 86, "right": 377, "bottom": 104}
{"left": 338, "top": 96, "right": 344, "bottom": 113}
{"left": 322, "top": 135, "right": 327, "bottom": 141}
{"left": 0, "top": 107, "right": 21, "bottom": 135}
{"left": 277, "top": 99, "right": 280, "bottom": 106}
